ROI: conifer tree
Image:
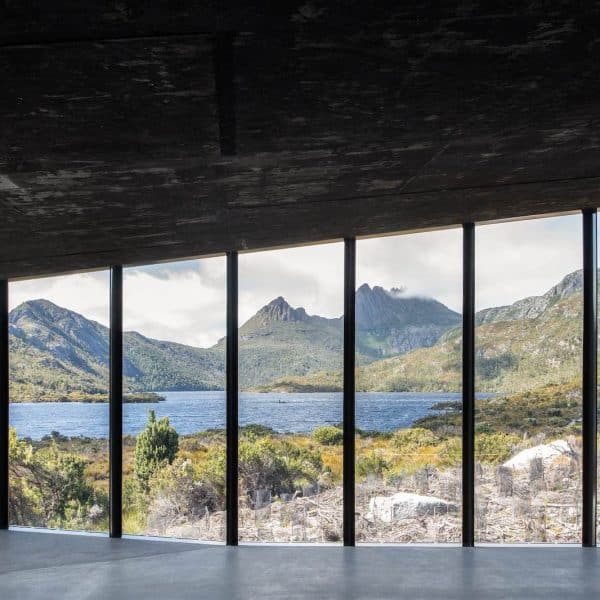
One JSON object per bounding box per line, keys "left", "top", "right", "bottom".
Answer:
{"left": 134, "top": 410, "right": 179, "bottom": 491}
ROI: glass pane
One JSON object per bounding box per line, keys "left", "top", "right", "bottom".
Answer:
{"left": 238, "top": 243, "right": 344, "bottom": 543}
{"left": 475, "top": 214, "right": 582, "bottom": 543}
{"left": 122, "top": 257, "right": 226, "bottom": 541}
{"left": 355, "top": 230, "right": 463, "bottom": 543}
{"left": 9, "top": 271, "right": 110, "bottom": 532}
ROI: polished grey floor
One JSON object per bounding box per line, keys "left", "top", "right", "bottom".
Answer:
{"left": 1, "top": 530, "right": 599, "bottom": 599}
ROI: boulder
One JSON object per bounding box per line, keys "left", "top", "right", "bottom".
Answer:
{"left": 502, "top": 440, "right": 572, "bottom": 470}
{"left": 368, "top": 492, "right": 458, "bottom": 523}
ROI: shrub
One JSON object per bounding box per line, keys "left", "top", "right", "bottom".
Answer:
{"left": 435, "top": 437, "right": 462, "bottom": 468}
{"left": 147, "top": 457, "right": 224, "bottom": 534}
{"left": 238, "top": 437, "right": 324, "bottom": 504}
{"left": 312, "top": 426, "right": 343, "bottom": 446}
{"left": 476, "top": 352, "right": 518, "bottom": 379}
{"left": 475, "top": 432, "right": 520, "bottom": 465}
{"left": 134, "top": 410, "right": 179, "bottom": 491}
{"left": 392, "top": 427, "right": 437, "bottom": 453}
{"left": 357, "top": 452, "right": 389, "bottom": 480}
{"left": 240, "top": 424, "right": 277, "bottom": 438}
{"left": 239, "top": 437, "right": 294, "bottom": 501}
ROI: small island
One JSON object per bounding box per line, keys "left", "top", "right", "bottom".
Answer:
{"left": 10, "top": 391, "right": 166, "bottom": 403}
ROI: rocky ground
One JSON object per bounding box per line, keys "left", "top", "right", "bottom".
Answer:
{"left": 152, "top": 437, "right": 583, "bottom": 544}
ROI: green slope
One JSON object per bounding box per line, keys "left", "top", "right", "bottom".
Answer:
{"left": 260, "top": 273, "right": 584, "bottom": 394}
{"left": 10, "top": 270, "right": 583, "bottom": 401}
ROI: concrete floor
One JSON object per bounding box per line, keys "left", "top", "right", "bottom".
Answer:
{"left": 1, "top": 531, "right": 599, "bottom": 599}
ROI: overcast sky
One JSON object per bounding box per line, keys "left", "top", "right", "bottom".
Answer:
{"left": 9, "top": 213, "right": 582, "bottom": 348}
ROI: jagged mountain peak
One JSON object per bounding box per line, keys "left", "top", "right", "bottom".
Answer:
{"left": 355, "top": 283, "right": 461, "bottom": 358}
{"left": 356, "top": 283, "right": 460, "bottom": 331}
{"left": 256, "top": 296, "right": 309, "bottom": 323}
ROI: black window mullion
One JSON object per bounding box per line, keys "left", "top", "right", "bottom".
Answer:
{"left": 109, "top": 266, "right": 123, "bottom": 538}
{"left": 462, "top": 223, "right": 475, "bottom": 547}
{"left": 226, "top": 251, "right": 239, "bottom": 546}
{"left": 0, "top": 280, "right": 8, "bottom": 530}
{"left": 582, "top": 208, "right": 597, "bottom": 547}
{"left": 343, "top": 238, "right": 356, "bottom": 546}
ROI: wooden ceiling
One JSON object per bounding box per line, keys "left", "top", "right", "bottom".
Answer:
{"left": 1, "top": 2, "right": 600, "bottom": 278}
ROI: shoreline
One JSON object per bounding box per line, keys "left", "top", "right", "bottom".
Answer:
{"left": 9, "top": 392, "right": 166, "bottom": 404}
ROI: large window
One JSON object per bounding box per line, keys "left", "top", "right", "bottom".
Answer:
{"left": 355, "top": 230, "right": 463, "bottom": 543}
{"left": 9, "top": 271, "right": 110, "bottom": 532}
{"left": 475, "top": 215, "right": 582, "bottom": 543}
{"left": 122, "top": 258, "right": 226, "bottom": 541}
{"left": 238, "top": 243, "right": 344, "bottom": 543}
{"left": 5, "top": 212, "right": 597, "bottom": 546}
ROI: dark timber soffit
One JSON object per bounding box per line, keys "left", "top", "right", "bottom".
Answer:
{"left": 1, "top": 3, "right": 600, "bottom": 279}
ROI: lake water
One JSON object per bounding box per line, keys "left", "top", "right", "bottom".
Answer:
{"left": 9, "top": 391, "right": 463, "bottom": 440}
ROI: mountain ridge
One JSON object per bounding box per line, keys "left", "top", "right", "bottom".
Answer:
{"left": 269, "top": 269, "right": 586, "bottom": 394}
{"left": 9, "top": 269, "right": 585, "bottom": 400}
{"left": 9, "top": 282, "right": 459, "bottom": 400}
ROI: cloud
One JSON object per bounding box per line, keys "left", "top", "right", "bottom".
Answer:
{"left": 8, "top": 213, "right": 583, "bottom": 348}
{"left": 357, "top": 214, "right": 581, "bottom": 313}
{"left": 122, "top": 257, "right": 227, "bottom": 347}
{"left": 358, "top": 228, "right": 463, "bottom": 312}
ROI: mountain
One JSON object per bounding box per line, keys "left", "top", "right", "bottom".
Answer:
{"left": 476, "top": 270, "right": 583, "bottom": 325}
{"left": 356, "top": 284, "right": 460, "bottom": 359}
{"left": 227, "top": 288, "right": 461, "bottom": 387}
{"left": 221, "top": 296, "right": 345, "bottom": 388}
{"left": 268, "top": 270, "right": 586, "bottom": 394}
{"left": 8, "top": 284, "right": 461, "bottom": 400}
{"left": 9, "top": 300, "right": 224, "bottom": 401}
{"left": 10, "top": 299, "right": 112, "bottom": 401}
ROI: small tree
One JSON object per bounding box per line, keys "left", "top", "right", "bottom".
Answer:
{"left": 312, "top": 425, "right": 343, "bottom": 446}
{"left": 135, "top": 410, "right": 179, "bottom": 492}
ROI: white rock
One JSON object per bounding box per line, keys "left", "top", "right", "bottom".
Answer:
{"left": 502, "top": 440, "right": 572, "bottom": 470}
{"left": 369, "top": 492, "right": 458, "bottom": 523}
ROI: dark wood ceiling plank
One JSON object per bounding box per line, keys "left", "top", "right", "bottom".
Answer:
{"left": 1, "top": 7, "right": 600, "bottom": 279}
{"left": 1, "top": 175, "right": 598, "bottom": 279}
{"left": 0, "top": 37, "right": 219, "bottom": 167}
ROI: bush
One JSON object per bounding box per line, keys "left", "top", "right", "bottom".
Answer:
{"left": 435, "top": 437, "right": 462, "bottom": 468}
{"left": 134, "top": 410, "right": 179, "bottom": 491}
{"left": 9, "top": 432, "right": 100, "bottom": 529}
{"left": 239, "top": 438, "right": 294, "bottom": 501}
{"left": 147, "top": 457, "right": 224, "bottom": 533}
{"left": 392, "top": 427, "right": 437, "bottom": 452}
{"left": 312, "top": 426, "right": 343, "bottom": 446}
{"left": 357, "top": 452, "right": 389, "bottom": 480}
{"left": 238, "top": 437, "right": 324, "bottom": 505}
{"left": 475, "top": 432, "right": 520, "bottom": 465}
{"left": 240, "top": 424, "right": 277, "bottom": 438}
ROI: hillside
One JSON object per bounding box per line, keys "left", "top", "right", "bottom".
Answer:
{"left": 9, "top": 282, "right": 459, "bottom": 400}
{"left": 226, "top": 296, "right": 345, "bottom": 388}
{"left": 9, "top": 299, "right": 224, "bottom": 401}
{"left": 263, "top": 270, "right": 585, "bottom": 393}
{"left": 234, "top": 288, "right": 460, "bottom": 387}
{"left": 11, "top": 269, "right": 583, "bottom": 400}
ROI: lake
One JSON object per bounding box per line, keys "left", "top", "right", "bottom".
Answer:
{"left": 9, "top": 391, "right": 464, "bottom": 440}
